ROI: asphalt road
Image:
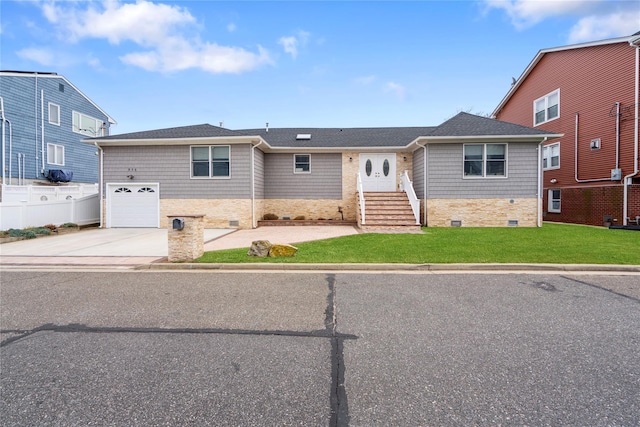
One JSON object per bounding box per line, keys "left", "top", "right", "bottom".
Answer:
{"left": 1, "top": 271, "right": 639, "bottom": 426}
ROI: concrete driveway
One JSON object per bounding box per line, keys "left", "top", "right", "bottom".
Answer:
{"left": 0, "top": 226, "right": 360, "bottom": 266}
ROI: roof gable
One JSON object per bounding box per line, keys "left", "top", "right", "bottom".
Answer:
{"left": 491, "top": 32, "right": 638, "bottom": 117}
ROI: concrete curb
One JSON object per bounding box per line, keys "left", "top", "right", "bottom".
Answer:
{"left": 137, "top": 262, "right": 640, "bottom": 273}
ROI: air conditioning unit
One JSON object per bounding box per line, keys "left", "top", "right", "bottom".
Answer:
{"left": 590, "top": 138, "right": 601, "bottom": 150}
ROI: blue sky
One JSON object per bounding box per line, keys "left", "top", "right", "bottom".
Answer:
{"left": 2, "top": 0, "right": 638, "bottom": 135}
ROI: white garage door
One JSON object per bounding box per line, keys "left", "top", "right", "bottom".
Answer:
{"left": 107, "top": 183, "right": 159, "bottom": 228}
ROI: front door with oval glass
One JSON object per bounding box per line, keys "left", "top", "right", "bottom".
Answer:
{"left": 359, "top": 153, "right": 396, "bottom": 191}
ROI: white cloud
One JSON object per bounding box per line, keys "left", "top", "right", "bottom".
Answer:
{"left": 385, "top": 81, "right": 407, "bottom": 101}
{"left": 354, "top": 75, "right": 377, "bottom": 85}
{"left": 483, "top": 0, "right": 638, "bottom": 42}
{"left": 17, "top": 47, "right": 55, "bottom": 65}
{"left": 35, "top": 0, "right": 272, "bottom": 74}
{"left": 569, "top": 10, "right": 640, "bottom": 43}
{"left": 278, "top": 30, "right": 311, "bottom": 58}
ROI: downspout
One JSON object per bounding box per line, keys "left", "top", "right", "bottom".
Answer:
{"left": 416, "top": 140, "right": 428, "bottom": 226}
{"left": 575, "top": 112, "right": 610, "bottom": 182}
{"left": 251, "top": 140, "right": 263, "bottom": 228}
{"left": 41, "top": 90, "right": 45, "bottom": 176}
{"left": 537, "top": 138, "right": 547, "bottom": 227}
{"left": 94, "top": 142, "right": 104, "bottom": 228}
{"left": 7, "top": 120, "right": 12, "bottom": 185}
{"left": 623, "top": 42, "right": 640, "bottom": 225}
{"left": 34, "top": 74, "right": 38, "bottom": 177}
{"left": 1, "top": 97, "right": 5, "bottom": 186}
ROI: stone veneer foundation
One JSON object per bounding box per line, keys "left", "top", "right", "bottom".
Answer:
{"left": 160, "top": 199, "right": 253, "bottom": 229}
{"left": 425, "top": 198, "right": 539, "bottom": 227}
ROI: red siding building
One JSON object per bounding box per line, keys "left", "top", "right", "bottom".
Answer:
{"left": 493, "top": 33, "right": 640, "bottom": 227}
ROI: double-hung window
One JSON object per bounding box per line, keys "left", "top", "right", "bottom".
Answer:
{"left": 534, "top": 89, "right": 559, "bottom": 126}
{"left": 294, "top": 154, "right": 310, "bottom": 173}
{"left": 73, "top": 111, "right": 103, "bottom": 136}
{"left": 47, "top": 143, "right": 64, "bottom": 165}
{"left": 548, "top": 189, "right": 561, "bottom": 213}
{"left": 191, "top": 145, "right": 230, "bottom": 178}
{"left": 543, "top": 142, "right": 560, "bottom": 170}
{"left": 48, "top": 103, "right": 60, "bottom": 126}
{"left": 463, "top": 143, "right": 507, "bottom": 178}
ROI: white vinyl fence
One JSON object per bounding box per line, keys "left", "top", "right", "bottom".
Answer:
{"left": 1, "top": 184, "right": 98, "bottom": 203}
{"left": 0, "top": 194, "right": 100, "bottom": 230}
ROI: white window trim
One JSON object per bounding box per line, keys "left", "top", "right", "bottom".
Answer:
{"left": 72, "top": 110, "right": 103, "bottom": 136}
{"left": 293, "top": 154, "right": 311, "bottom": 174}
{"left": 47, "top": 143, "right": 65, "bottom": 166}
{"left": 48, "top": 102, "right": 60, "bottom": 126}
{"left": 190, "top": 145, "right": 231, "bottom": 179}
{"left": 462, "top": 143, "right": 508, "bottom": 179}
{"left": 543, "top": 142, "right": 560, "bottom": 170}
{"left": 548, "top": 189, "right": 561, "bottom": 213}
{"left": 533, "top": 88, "right": 560, "bottom": 126}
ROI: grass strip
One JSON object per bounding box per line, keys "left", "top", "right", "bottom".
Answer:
{"left": 195, "top": 223, "right": 640, "bottom": 265}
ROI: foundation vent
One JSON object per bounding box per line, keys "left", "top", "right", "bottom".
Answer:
{"left": 229, "top": 220, "right": 239, "bottom": 227}
{"left": 451, "top": 220, "right": 462, "bottom": 227}
{"left": 508, "top": 220, "right": 519, "bottom": 227}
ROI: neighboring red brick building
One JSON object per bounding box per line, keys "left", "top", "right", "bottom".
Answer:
{"left": 493, "top": 32, "right": 640, "bottom": 227}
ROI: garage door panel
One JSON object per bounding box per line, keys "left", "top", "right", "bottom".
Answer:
{"left": 107, "top": 184, "right": 159, "bottom": 228}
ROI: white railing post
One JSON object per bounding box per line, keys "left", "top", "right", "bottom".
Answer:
{"left": 400, "top": 170, "right": 420, "bottom": 225}
{"left": 357, "top": 172, "right": 366, "bottom": 225}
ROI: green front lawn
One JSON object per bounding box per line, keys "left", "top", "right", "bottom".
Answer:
{"left": 195, "top": 223, "right": 640, "bottom": 265}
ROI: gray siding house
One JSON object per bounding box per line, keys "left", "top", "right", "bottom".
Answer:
{"left": 89, "top": 113, "right": 561, "bottom": 229}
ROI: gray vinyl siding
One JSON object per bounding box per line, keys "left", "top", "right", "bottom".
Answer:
{"left": 412, "top": 148, "right": 425, "bottom": 198}
{"left": 103, "top": 144, "right": 252, "bottom": 198}
{"left": 264, "top": 153, "right": 342, "bottom": 199}
{"left": 427, "top": 142, "right": 538, "bottom": 198}
{"left": 254, "top": 148, "right": 265, "bottom": 199}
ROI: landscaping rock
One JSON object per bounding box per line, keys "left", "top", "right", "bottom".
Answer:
{"left": 248, "top": 240, "right": 272, "bottom": 257}
{"left": 268, "top": 243, "right": 298, "bottom": 257}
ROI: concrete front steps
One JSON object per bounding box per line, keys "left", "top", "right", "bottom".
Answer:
{"left": 358, "top": 192, "right": 423, "bottom": 233}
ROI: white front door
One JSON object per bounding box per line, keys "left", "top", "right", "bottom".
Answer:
{"left": 359, "top": 153, "right": 396, "bottom": 192}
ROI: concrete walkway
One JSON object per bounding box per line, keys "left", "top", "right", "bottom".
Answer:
{"left": 0, "top": 226, "right": 360, "bottom": 267}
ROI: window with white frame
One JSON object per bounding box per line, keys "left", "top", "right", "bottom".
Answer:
{"left": 548, "top": 189, "right": 561, "bottom": 213}
{"left": 47, "top": 143, "right": 64, "bottom": 165}
{"left": 534, "top": 89, "right": 559, "bottom": 126}
{"left": 48, "top": 103, "right": 60, "bottom": 126}
{"left": 543, "top": 142, "right": 560, "bottom": 170}
{"left": 463, "top": 143, "right": 507, "bottom": 178}
{"left": 294, "top": 154, "right": 310, "bottom": 173}
{"left": 191, "top": 145, "right": 230, "bottom": 178}
{"left": 73, "top": 111, "right": 103, "bottom": 136}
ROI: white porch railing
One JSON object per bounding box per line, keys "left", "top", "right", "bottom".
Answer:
{"left": 1, "top": 184, "right": 98, "bottom": 203}
{"left": 357, "top": 172, "right": 366, "bottom": 225}
{"left": 0, "top": 193, "right": 100, "bottom": 230}
{"left": 400, "top": 170, "right": 420, "bottom": 225}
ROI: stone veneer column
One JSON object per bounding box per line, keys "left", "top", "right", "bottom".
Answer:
{"left": 167, "top": 214, "right": 205, "bottom": 262}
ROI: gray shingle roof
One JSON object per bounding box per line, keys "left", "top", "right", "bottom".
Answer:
{"left": 238, "top": 127, "right": 435, "bottom": 147}
{"left": 429, "top": 112, "right": 556, "bottom": 137}
{"left": 90, "top": 113, "right": 558, "bottom": 147}
{"left": 92, "top": 123, "right": 242, "bottom": 140}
